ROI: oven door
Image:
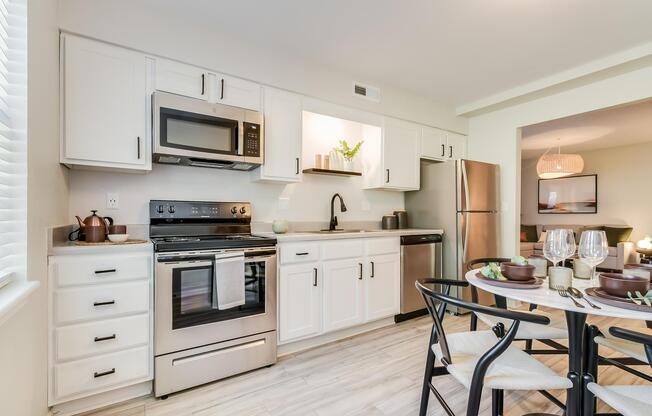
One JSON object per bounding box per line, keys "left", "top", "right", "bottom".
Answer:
{"left": 155, "top": 249, "right": 277, "bottom": 356}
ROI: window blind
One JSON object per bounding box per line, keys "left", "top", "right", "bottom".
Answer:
{"left": 0, "top": 0, "right": 26, "bottom": 289}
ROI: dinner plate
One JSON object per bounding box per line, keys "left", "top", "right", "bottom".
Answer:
{"left": 475, "top": 272, "right": 544, "bottom": 289}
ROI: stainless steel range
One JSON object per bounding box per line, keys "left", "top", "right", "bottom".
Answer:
{"left": 150, "top": 200, "right": 277, "bottom": 397}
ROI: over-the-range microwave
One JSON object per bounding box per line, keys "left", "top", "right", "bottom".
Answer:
{"left": 152, "top": 91, "right": 264, "bottom": 170}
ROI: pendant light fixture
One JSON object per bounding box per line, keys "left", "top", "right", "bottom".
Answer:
{"left": 536, "top": 139, "right": 584, "bottom": 179}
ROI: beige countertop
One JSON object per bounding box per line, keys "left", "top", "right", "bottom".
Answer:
{"left": 48, "top": 224, "right": 152, "bottom": 256}
{"left": 256, "top": 228, "right": 443, "bottom": 242}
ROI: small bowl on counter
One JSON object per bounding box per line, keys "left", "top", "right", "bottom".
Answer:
{"left": 598, "top": 272, "right": 650, "bottom": 298}
{"left": 108, "top": 234, "right": 129, "bottom": 243}
{"left": 500, "top": 262, "right": 536, "bottom": 281}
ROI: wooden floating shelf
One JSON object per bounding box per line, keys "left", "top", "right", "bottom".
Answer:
{"left": 302, "top": 168, "right": 362, "bottom": 177}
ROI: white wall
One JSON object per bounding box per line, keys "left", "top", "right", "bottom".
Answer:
{"left": 0, "top": 1, "right": 69, "bottom": 415}
{"left": 467, "top": 63, "right": 652, "bottom": 256}
{"left": 521, "top": 142, "right": 652, "bottom": 243}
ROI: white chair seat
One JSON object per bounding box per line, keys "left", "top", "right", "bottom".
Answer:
{"left": 595, "top": 335, "right": 649, "bottom": 363}
{"left": 588, "top": 383, "right": 652, "bottom": 416}
{"left": 432, "top": 330, "right": 572, "bottom": 391}
{"left": 476, "top": 309, "right": 568, "bottom": 340}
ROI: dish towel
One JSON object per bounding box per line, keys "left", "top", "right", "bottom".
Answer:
{"left": 214, "top": 252, "right": 246, "bottom": 310}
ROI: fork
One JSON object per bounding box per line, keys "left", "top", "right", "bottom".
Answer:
{"left": 555, "top": 286, "right": 584, "bottom": 308}
{"left": 568, "top": 286, "right": 601, "bottom": 309}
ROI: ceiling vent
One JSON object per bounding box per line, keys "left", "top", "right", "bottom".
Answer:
{"left": 353, "top": 82, "right": 380, "bottom": 102}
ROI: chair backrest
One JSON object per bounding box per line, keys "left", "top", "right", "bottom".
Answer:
{"left": 466, "top": 257, "right": 511, "bottom": 272}
{"left": 415, "top": 278, "right": 550, "bottom": 365}
{"left": 609, "top": 327, "right": 652, "bottom": 367}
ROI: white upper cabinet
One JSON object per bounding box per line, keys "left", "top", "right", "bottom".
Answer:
{"left": 155, "top": 58, "right": 212, "bottom": 100}
{"left": 446, "top": 131, "right": 467, "bottom": 160}
{"left": 420, "top": 126, "right": 466, "bottom": 161}
{"left": 364, "top": 117, "right": 420, "bottom": 191}
{"left": 252, "top": 87, "right": 302, "bottom": 182}
{"left": 215, "top": 74, "right": 262, "bottom": 111}
{"left": 61, "top": 34, "right": 149, "bottom": 170}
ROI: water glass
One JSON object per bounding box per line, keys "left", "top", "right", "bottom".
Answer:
{"left": 579, "top": 230, "right": 609, "bottom": 285}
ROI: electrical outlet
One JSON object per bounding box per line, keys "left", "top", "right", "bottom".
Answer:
{"left": 106, "top": 192, "right": 119, "bottom": 209}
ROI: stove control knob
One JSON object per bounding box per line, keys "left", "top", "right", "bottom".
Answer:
{"left": 239, "top": 207, "right": 246, "bottom": 215}
{"left": 168, "top": 205, "right": 176, "bottom": 214}
{"left": 230, "top": 206, "right": 237, "bottom": 215}
{"left": 156, "top": 205, "right": 165, "bottom": 214}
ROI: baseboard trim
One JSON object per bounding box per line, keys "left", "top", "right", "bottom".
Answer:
{"left": 50, "top": 381, "right": 152, "bottom": 416}
{"left": 278, "top": 317, "right": 395, "bottom": 356}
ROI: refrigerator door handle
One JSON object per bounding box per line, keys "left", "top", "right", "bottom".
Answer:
{"left": 461, "top": 161, "right": 471, "bottom": 212}
{"left": 460, "top": 213, "right": 469, "bottom": 268}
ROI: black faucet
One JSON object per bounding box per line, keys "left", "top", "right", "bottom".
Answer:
{"left": 329, "top": 193, "right": 347, "bottom": 231}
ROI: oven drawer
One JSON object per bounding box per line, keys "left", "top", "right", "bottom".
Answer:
{"left": 52, "top": 253, "right": 151, "bottom": 288}
{"left": 280, "top": 242, "right": 320, "bottom": 264}
{"left": 54, "top": 281, "right": 150, "bottom": 325}
{"left": 154, "top": 331, "right": 276, "bottom": 397}
{"left": 53, "top": 346, "right": 150, "bottom": 401}
{"left": 55, "top": 314, "right": 149, "bottom": 362}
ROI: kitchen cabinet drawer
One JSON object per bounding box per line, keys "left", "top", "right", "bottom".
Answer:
{"left": 321, "top": 240, "right": 364, "bottom": 261}
{"left": 280, "top": 242, "right": 320, "bottom": 264}
{"left": 54, "top": 281, "right": 150, "bottom": 325}
{"left": 53, "top": 346, "right": 149, "bottom": 401}
{"left": 52, "top": 253, "right": 151, "bottom": 288}
{"left": 365, "top": 238, "right": 400, "bottom": 256}
{"left": 55, "top": 314, "right": 149, "bottom": 362}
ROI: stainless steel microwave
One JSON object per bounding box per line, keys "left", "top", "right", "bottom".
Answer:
{"left": 152, "top": 91, "right": 264, "bottom": 170}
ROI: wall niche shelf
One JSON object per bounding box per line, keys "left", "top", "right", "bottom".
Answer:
{"left": 302, "top": 168, "right": 362, "bottom": 177}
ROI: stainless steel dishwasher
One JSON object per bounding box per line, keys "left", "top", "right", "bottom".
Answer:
{"left": 396, "top": 234, "right": 443, "bottom": 322}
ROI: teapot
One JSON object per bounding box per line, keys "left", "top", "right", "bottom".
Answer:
{"left": 72, "top": 210, "right": 114, "bottom": 242}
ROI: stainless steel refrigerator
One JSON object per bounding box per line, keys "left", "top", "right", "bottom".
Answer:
{"left": 405, "top": 159, "right": 498, "bottom": 309}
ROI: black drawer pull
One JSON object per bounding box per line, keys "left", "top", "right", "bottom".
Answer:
{"left": 370, "top": 261, "right": 375, "bottom": 278}
{"left": 295, "top": 252, "right": 309, "bottom": 256}
{"left": 94, "top": 334, "right": 116, "bottom": 342}
{"left": 313, "top": 268, "right": 318, "bottom": 287}
{"left": 94, "top": 368, "right": 115, "bottom": 378}
{"left": 441, "top": 144, "right": 445, "bottom": 157}
{"left": 449, "top": 145, "right": 453, "bottom": 158}
{"left": 93, "top": 300, "right": 115, "bottom": 307}
{"left": 358, "top": 263, "right": 363, "bottom": 280}
{"left": 94, "top": 269, "right": 117, "bottom": 274}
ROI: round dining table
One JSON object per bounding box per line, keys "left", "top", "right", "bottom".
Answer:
{"left": 466, "top": 270, "right": 652, "bottom": 416}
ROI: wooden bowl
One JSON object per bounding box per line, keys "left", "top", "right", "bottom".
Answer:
{"left": 598, "top": 272, "right": 650, "bottom": 298}
{"left": 500, "top": 263, "right": 536, "bottom": 281}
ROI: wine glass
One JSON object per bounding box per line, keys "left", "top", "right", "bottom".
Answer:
{"left": 579, "top": 230, "right": 609, "bottom": 285}
{"left": 543, "top": 229, "right": 576, "bottom": 267}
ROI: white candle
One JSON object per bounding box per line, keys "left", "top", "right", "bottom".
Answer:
{"left": 528, "top": 255, "right": 548, "bottom": 278}
{"left": 573, "top": 258, "right": 592, "bottom": 279}
{"left": 549, "top": 266, "right": 572, "bottom": 289}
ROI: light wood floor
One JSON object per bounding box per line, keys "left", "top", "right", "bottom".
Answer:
{"left": 83, "top": 310, "right": 651, "bottom": 416}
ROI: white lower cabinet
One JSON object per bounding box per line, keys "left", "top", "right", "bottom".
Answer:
{"left": 48, "top": 248, "right": 153, "bottom": 409}
{"left": 278, "top": 237, "right": 400, "bottom": 345}
{"left": 365, "top": 253, "right": 400, "bottom": 321}
{"left": 278, "top": 263, "right": 321, "bottom": 342}
{"left": 322, "top": 258, "right": 364, "bottom": 332}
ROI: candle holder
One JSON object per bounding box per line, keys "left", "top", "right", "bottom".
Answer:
{"left": 548, "top": 266, "right": 572, "bottom": 289}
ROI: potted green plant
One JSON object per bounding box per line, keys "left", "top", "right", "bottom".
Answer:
{"left": 332, "top": 139, "right": 363, "bottom": 171}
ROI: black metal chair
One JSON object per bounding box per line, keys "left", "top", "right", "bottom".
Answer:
{"left": 416, "top": 278, "right": 572, "bottom": 416}
{"left": 466, "top": 257, "right": 568, "bottom": 355}
{"left": 585, "top": 327, "right": 652, "bottom": 415}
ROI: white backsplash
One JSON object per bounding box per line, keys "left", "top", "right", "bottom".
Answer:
{"left": 68, "top": 163, "right": 404, "bottom": 225}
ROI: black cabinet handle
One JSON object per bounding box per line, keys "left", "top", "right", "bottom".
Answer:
{"left": 95, "top": 269, "right": 117, "bottom": 275}
{"left": 93, "top": 300, "right": 115, "bottom": 307}
{"left": 94, "top": 368, "right": 116, "bottom": 378}
{"left": 370, "top": 261, "right": 375, "bottom": 278}
{"left": 296, "top": 157, "right": 300, "bottom": 175}
{"left": 313, "top": 268, "right": 318, "bottom": 287}
{"left": 295, "top": 252, "right": 309, "bottom": 256}
{"left": 449, "top": 145, "right": 453, "bottom": 158}
{"left": 137, "top": 137, "right": 141, "bottom": 159}
{"left": 94, "top": 334, "right": 116, "bottom": 342}
{"left": 385, "top": 169, "right": 390, "bottom": 183}
{"left": 441, "top": 144, "right": 445, "bottom": 157}
{"left": 220, "top": 78, "right": 224, "bottom": 99}
{"left": 201, "top": 73, "right": 205, "bottom": 95}
{"left": 358, "top": 263, "right": 363, "bottom": 280}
